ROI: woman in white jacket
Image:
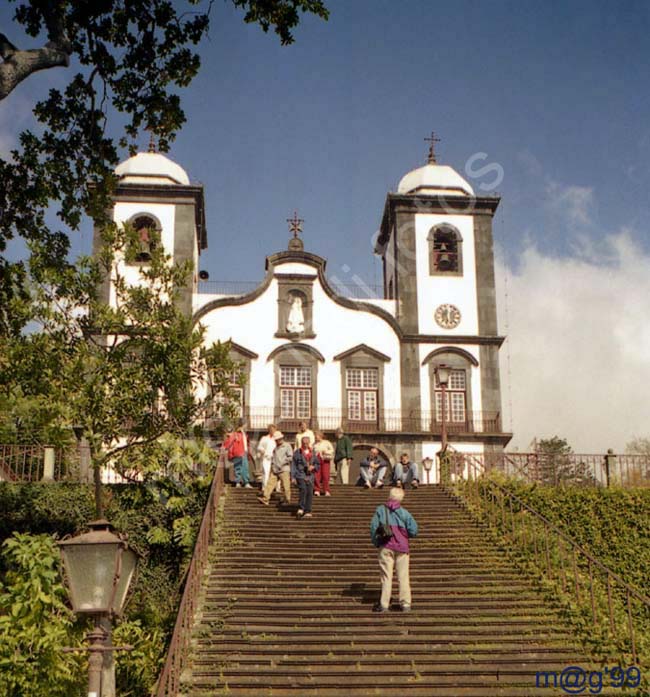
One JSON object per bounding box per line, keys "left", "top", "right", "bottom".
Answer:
{"left": 256, "top": 423, "right": 277, "bottom": 487}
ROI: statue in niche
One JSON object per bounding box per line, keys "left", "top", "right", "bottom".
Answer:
{"left": 286, "top": 294, "right": 305, "bottom": 334}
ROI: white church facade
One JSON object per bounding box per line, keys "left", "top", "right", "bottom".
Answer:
{"left": 97, "top": 144, "right": 511, "bottom": 482}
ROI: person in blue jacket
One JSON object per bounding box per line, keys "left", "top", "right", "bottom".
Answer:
{"left": 370, "top": 487, "right": 418, "bottom": 612}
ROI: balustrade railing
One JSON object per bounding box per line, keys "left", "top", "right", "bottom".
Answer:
{"left": 443, "top": 451, "right": 650, "bottom": 665}
{"left": 0, "top": 444, "right": 75, "bottom": 482}
{"left": 154, "top": 451, "right": 227, "bottom": 697}
{"left": 451, "top": 451, "right": 650, "bottom": 488}
{"left": 207, "top": 406, "right": 502, "bottom": 436}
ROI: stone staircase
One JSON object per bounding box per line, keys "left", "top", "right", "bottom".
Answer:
{"left": 184, "top": 484, "right": 597, "bottom": 696}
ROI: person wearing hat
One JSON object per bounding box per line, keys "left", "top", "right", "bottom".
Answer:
{"left": 257, "top": 430, "right": 294, "bottom": 506}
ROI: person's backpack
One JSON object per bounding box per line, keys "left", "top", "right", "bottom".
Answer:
{"left": 375, "top": 505, "right": 394, "bottom": 545}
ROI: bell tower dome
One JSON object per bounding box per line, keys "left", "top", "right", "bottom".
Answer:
{"left": 94, "top": 149, "right": 207, "bottom": 316}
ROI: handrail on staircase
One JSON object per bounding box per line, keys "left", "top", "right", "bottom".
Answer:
{"left": 442, "top": 450, "right": 650, "bottom": 665}
{"left": 153, "top": 450, "right": 227, "bottom": 697}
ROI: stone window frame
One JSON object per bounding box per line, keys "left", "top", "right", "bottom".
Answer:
{"left": 125, "top": 212, "right": 163, "bottom": 265}
{"left": 267, "top": 343, "right": 324, "bottom": 430}
{"left": 421, "top": 347, "right": 478, "bottom": 429}
{"left": 427, "top": 223, "right": 463, "bottom": 277}
{"left": 334, "top": 344, "right": 391, "bottom": 431}
{"left": 275, "top": 274, "right": 316, "bottom": 340}
{"left": 209, "top": 342, "right": 258, "bottom": 423}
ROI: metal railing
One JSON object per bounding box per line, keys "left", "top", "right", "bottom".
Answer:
{"left": 0, "top": 444, "right": 77, "bottom": 482}
{"left": 443, "top": 451, "right": 650, "bottom": 664}
{"left": 154, "top": 450, "right": 227, "bottom": 697}
{"left": 206, "top": 406, "right": 502, "bottom": 436}
{"left": 452, "top": 451, "right": 650, "bottom": 488}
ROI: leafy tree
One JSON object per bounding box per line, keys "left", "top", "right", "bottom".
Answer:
{"left": 0, "top": 533, "right": 85, "bottom": 697}
{"left": 0, "top": 220, "right": 239, "bottom": 490}
{"left": 0, "top": 0, "right": 329, "bottom": 335}
{"left": 625, "top": 437, "right": 650, "bottom": 456}
{"left": 536, "top": 436, "right": 573, "bottom": 455}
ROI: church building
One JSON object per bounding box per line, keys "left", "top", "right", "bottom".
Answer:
{"left": 99, "top": 141, "right": 512, "bottom": 482}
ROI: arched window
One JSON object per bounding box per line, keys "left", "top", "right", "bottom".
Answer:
{"left": 428, "top": 225, "right": 463, "bottom": 275}
{"left": 422, "top": 348, "right": 478, "bottom": 432}
{"left": 129, "top": 214, "right": 160, "bottom": 263}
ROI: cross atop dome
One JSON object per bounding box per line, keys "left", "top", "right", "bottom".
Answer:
{"left": 287, "top": 210, "right": 305, "bottom": 251}
{"left": 424, "top": 131, "right": 441, "bottom": 164}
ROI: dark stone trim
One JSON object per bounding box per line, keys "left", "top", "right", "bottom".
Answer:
{"left": 271, "top": 347, "right": 320, "bottom": 430}
{"left": 192, "top": 272, "right": 274, "bottom": 323}
{"left": 275, "top": 275, "right": 315, "bottom": 341}
{"left": 193, "top": 247, "right": 404, "bottom": 337}
{"left": 274, "top": 273, "right": 318, "bottom": 281}
{"left": 113, "top": 182, "right": 207, "bottom": 250}
{"left": 173, "top": 203, "right": 196, "bottom": 317}
{"left": 376, "top": 192, "right": 500, "bottom": 253}
{"left": 479, "top": 344, "right": 503, "bottom": 420}
{"left": 403, "top": 334, "right": 505, "bottom": 346}
{"left": 421, "top": 346, "right": 479, "bottom": 367}
{"left": 333, "top": 344, "right": 391, "bottom": 363}
{"left": 404, "top": 184, "right": 473, "bottom": 196}
{"left": 399, "top": 343, "right": 421, "bottom": 417}
{"left": 338, "top": 352, "right": 387, "bottom": 431}
{"left": 267, "top": 343, "right": 325, "bottom": 363}
{"left": 424, "top": 351, "right": 475, "bottom": 421}
{"left": 394, "top": 209, "right": 419, "bottom": 333}
{"left": 266, "top": 250, "right": 327, "bottom": 272}
{"left": 227, "top": 341, "right": 259, "bottom": 360}
{"left": 474, "top": 214, "right": 498, "bottom": 336}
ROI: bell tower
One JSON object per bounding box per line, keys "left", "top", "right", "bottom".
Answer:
{"left": 375, "top": 137, "right": 505, "bottom": 448}
{"left": 94, "top": 149, "right": 207, "bottom": 317}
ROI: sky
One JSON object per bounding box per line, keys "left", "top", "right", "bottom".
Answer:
{"left": 2, "top": 0, "right": 650, "bottom": 452}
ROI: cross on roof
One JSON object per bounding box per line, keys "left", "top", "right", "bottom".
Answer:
{"left": 147, "top": 129, "right": 157, "bottom": 153}
{"left": 424, "top": 131, "right": 441, "bottom": 164}
{"left": 287, "top": 210, "right": 304, "bottom": 237}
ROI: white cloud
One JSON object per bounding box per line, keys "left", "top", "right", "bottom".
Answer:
{"left": 497, "top": 232, "right": 650, "bottom": 453}
{"left": 545, "top": 181, "right": 595, "bottom": 227}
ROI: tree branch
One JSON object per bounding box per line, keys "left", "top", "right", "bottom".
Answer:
{"left": 0, "top": 34, "right": 71, "bottom": 100}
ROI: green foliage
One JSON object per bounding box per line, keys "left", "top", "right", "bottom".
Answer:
{"left": 1, "top": 0, "right": 329, "bottom": 336}
{"left": 0, "top": 223, "right": 238, "bottom": 477}
{"left": 503, "top": 482, "right": 650, "bottom": 594}
{"left": 0, "top": 475, "right": 211, "bottom": 695}
{"left": 0, "top": 533, "right": 85, "bottom": 697}
{"left": 537, "top": 436, "right": 573, "bottom": 454}
{"left": 452, "top": 477, "right": 650, "bottom": 672}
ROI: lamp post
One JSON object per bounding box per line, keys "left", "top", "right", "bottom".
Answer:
{"left": 58, "top": 519, "right": 137, "bottom": 697}
{"left": 434, "top": 364, "right": 451, "bottom": 453}
{"left": 421, "top": 456, "right": 434, "bottom": 485}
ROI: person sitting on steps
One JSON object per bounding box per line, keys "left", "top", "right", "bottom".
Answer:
{"left": 360, "top": 447, "right": 388, "bottom": 489}
{"left": 392, "top": 452, "right": 420, "bottom": 489}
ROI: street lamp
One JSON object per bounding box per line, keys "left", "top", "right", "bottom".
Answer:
{"left": 434, "top": 364, "right": 451, "bottom": 453}
{"left": 421, "top": 456, "right": 434, "bottom": 485}
{"left": 59, "top": 519, "right": 137, "bottom": 697}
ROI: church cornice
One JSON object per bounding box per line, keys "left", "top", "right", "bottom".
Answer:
{"left": 267, "top": 343, "right": 325, "bottom": 363}
{"left": 110, "top": 181, "right": 208, "bottom": 250}
{"left": 403, "top": 334, "right": 506, "bottom": 347}
{"left": 376, "top": 192, "right": 500, "bottom": 253}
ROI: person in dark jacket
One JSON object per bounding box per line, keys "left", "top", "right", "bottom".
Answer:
{"left": 334, "top": 427, "right": 353, "bottom": 484}
{"left": 291, "top": 435, "right": 319, "bottom": 518}
{"left": 370, "top": 487, "right": 418, "bottom": 612}
{"left": 360, "top": 447, "right": 388, "bottom": 488}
